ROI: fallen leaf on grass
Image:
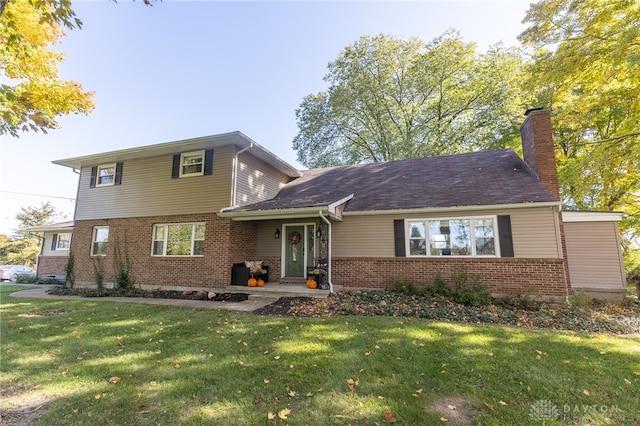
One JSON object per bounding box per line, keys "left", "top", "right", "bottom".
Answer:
{"left": 278, "top": 408, "right": 291, "bottom": 419}
{"left": 583, "top": 389, "right": 590, "bottom": 396}
{"left": 485, "top": 402, "right": 494, "bottom": 410}
{"left": 385, "top": 411, "right": 397, "bottom": 423}
{"left": 268, "top": 412, "right": 276, "bottom": 420}
{"left": 624, "top": 379, "right": 631, "bottom": 385}
{"left": 633, "top": 372, "right": 640, "bottom": 376}
{"left": 108, "top": 376, "right": 121, "bottom": 384}
{"left": 440, "top": 417, "right": 448, "bottom": 422}
{"left": 499, "top": 400, "right": 508, "bottom": 406}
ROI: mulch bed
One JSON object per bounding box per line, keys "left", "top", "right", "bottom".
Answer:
{"left": 254, "top": 291, "right": 640, "bottom": 335}
{"left": 47, "top": 287, "right": 639, "bottom": 334}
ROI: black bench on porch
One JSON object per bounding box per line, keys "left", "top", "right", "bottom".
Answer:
{"left": 230, "top": 263, "right": 269, "bottom": 286}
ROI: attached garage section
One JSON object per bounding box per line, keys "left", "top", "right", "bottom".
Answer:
{"left": 563, "top": 211, "right": 627, "bottom": 302}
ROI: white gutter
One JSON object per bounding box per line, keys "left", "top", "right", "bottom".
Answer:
{"left": 342, "top": 201, "right": 561, "bottom": 216}
{"left": 221, "top": 143, "right": 253, "bottom": 212}
{"left": 319, "top": 212, "right": 334, "bottom": 294}
{"left": 219, "top": 206, "right": 329, "bottom": 220}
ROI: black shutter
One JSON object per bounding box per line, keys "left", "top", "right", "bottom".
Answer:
{"left": 394, "top": 219, "right": 406, "bottom": 257}
{"left": 114, "top": 162, "right": 123, "bottom": 185}
{"left": 89, "top": 166, "right": 98, "bottom": 188}
{"left": 171, "top": 154, "right": 180, "bottom": 178}
{"left": 51, "top": 234, "right": 58, "bottom": 250}
{"left": 497, "top": 215, "right": 514, "bottom": 257}
{"left": 204, "top": 149, "right": 214, "bottom": 175}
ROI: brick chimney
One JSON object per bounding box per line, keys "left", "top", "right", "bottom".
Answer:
{"left": 520, "top": 108, "right": 560, "bottom": 200}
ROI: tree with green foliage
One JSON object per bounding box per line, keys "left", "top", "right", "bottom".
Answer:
{"left": 0, "top": 202, "right": 62, "bottom": 267}
{"left": 292, "top": 31, "right": 526, "bottom": 168}
{"left": 520, "top": 0, "right": 639, "bottom": 254}
{"left": 0, "top": 0, "right": 95, "bottom": 136}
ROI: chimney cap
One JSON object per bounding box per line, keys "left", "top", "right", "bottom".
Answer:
{"left": 524, "top": 107, "right": 545, "bottom": 116}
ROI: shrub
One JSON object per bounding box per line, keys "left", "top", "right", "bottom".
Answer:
{"left": 451, "top": 271, "right": 491, "bottom": 307}
{"left": 393, "top": 273, "right": 491, "bottom": 307}
{"left": 92, "top": 258, "right": 104, "bottom": 291}
{"left": 64, "top": 250, "right": 75, "bottom": 288}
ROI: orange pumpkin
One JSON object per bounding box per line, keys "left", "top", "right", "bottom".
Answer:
{"left": 247, "top": 278, "right": 258, "bottom": 287}
{"left": 257, "top": 278, "right": 265, "bottom": 287}
{"left": 306, "top": 279, "right": 318, "bottom": 289}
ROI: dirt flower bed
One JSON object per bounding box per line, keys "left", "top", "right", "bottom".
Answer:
{"left": 254, "top": 290, "right": 640, "bottom": 335}
{"left": 48, "top": 286, "right": 249, "bottom": 302}
{"left": 47, "top": 286, "right": 639, "bottom": 334}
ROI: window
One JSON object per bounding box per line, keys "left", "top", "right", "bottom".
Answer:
{"left": 52, "top": 233, "right": 71, "bottom": 250}
{"left": 152, "top": 223, "right": 205, "bottom": 256}
{"left": 90, "top": 162, "right": 123, "bottom": 187}
{"left": 97, "top": 163, "right": 116, "bottom": 186}
{"left": 92, "top": 226, "right": 109, "bottom": 256}
{"left": 406, "top": 217, "right": 497, "bottom": 257}
{"left": 180, "top": 151, "right": 204, "bottom": 177}
{"left": 171, "top": 149, "right": 213, "bottom": 178}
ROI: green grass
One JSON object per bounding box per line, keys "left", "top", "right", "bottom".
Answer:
{"left": 1, "top": 284, "right": 639, "bottom": 425}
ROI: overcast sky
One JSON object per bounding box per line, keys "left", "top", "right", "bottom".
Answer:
{"left": 0, "top": 0, "right": 531, "bottom": 235}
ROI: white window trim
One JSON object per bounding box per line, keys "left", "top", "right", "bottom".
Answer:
{"left": 179, "top": 150, "right": 205, "bottom": 178}
{"left": 405, "top": 215, "right": 500, "bottom": 258}
{"left": 91, "top": 226, "right": 109, "bottom": 256}
{"left": 55, "top": 233, "right": 72, "bottom": 251}
{"left": 151, "top": 222, "right": 205, "bottom": 257}
{"left": 96, "top": 163, "right": 116, "bottom": 187}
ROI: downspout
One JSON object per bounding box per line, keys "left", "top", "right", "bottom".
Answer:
{"left": 319, "top": 212, "right": 334, "bottom": 294}
{"left": 222, "top": 143, "right": 253, "bottom": 211}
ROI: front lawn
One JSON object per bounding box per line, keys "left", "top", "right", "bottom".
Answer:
{"left": 2, "top": 284, "right": 639, "bottom": 425}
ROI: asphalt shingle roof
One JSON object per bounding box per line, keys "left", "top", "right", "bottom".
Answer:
{"left": 232, "top": 149, "right": 558, "bottom": 213}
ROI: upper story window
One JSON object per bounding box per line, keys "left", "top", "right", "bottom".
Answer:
{"left": 172, "top": 149, "right": 214, "bottom": 179}
{"left": 407, "top": 217, "right": 498, "bottom": 257}
{"left": 180, "top": 151, "right": 204, "bottom": 177}
{"left": 52, "top": 233, "right": 72, "bottom": 251}
{"left": 90, "top": 162, "right": 123, "bottom": 188}
{"left": 152, "top": 223, "right": 205, "bottom": 256}
{"left": 97, "top": 163, "right": 116, "bottom": 186}
{"left": 92, "top": 226, "right": 109, "bottom": 256}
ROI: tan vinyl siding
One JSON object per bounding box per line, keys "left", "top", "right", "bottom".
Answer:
{"left": 75, "top": 146, "right": 234, "bottom": 220}
{"left": 564, "top": 221, "right": 626, "bottom": 289}
{"left": 331, "top": 207, "right": 562, "bottom": 258}
{"left": 41, "top": 231, "right": 71, "bottom": 257}
{"left": 235, "top": 151, "right": 290, "bottom": 207}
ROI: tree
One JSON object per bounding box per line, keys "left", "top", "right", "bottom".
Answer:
{"left": 519, "top": 0, "right": 640, "bottom": 259}
{"left": 13, "top": 201, "right": 58, "bottom": 240}
{"left": 292, "top": 31, "right": 527, "bottom": 168}
{"left": 0, "top": 0, "right": 95, "bottom": 137}
{"left": 0, "top": 202, "right": 62, "bottom": 267}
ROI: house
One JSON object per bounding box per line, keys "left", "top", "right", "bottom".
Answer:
{"left": 27, "top": 220, "right": 74, "bottom": 282}
{"left": 47, "top": 108, "right": 627, "bottom": 300}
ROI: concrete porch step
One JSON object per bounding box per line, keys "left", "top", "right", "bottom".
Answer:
{"left": 225, "top": 282, "right": 332, "bottom": 299}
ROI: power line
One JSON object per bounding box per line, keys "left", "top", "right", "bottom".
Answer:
{"left": 0, "top": 190, "right": 76, "bottom": 201}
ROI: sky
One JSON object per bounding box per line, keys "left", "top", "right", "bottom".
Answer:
{"left": 0, "top": 0, "right": 532, "bottom": 235}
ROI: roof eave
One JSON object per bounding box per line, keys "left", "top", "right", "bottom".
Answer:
{"left": 52, "top": 131, "right": 301, "bottom": 178}
{"left": 342, "top": 201, "right": 562, "bottom": 216}
{"left": 219, "top": 206, "right": 329, "bottom": 221}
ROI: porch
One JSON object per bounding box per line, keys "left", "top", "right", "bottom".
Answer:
{"left": 225, "top": 281, "right": 336, "bottom": 300}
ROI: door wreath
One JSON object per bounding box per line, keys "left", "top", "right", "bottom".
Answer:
{"left": 288, "top": 231, "right": 301, "bottom": 245}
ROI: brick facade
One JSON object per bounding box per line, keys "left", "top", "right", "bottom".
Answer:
{"left": 69, "top": 214, "right": 256, "bottom": 290}
{"left": 332, "top": 257, "right": 568, "bottom": 297}
{"left": 35, "top": 256, "right": 68, "bottom": 277}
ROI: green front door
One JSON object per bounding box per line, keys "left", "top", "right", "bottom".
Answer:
{"left": 284, "top": 224, "right": 315, "bottom": 278}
